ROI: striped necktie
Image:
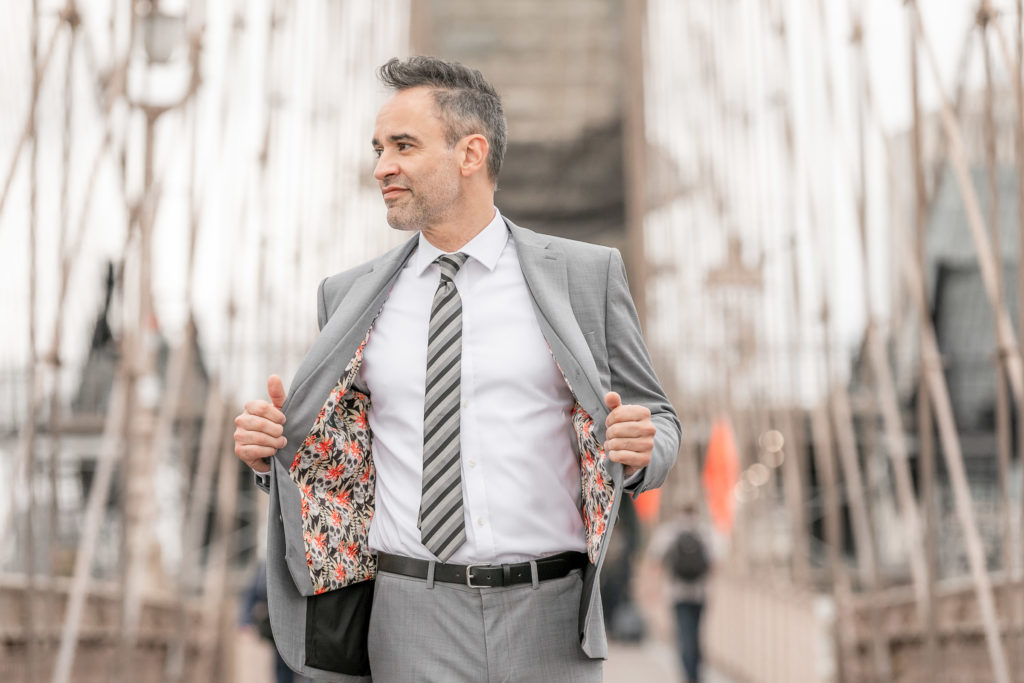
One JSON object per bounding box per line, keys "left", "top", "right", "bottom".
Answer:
{"left": 419, "top": 252, "right": 470, "bottom": 561}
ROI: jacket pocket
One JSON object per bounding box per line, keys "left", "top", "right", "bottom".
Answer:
{"left": 304, "top": 578, "right": 375, "bottom": 675}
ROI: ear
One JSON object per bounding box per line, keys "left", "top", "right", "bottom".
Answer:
{"left": 458, "top": 134, "right": 490, "bottom": 178}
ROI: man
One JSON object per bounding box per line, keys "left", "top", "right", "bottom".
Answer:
{"left": 649, "top": 504, "right": 712, "bottom": 683}
{"left": 233, "top": 56, "right": 680, "bottom": 682}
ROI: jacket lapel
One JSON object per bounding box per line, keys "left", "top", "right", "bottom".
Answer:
{"left": 278, "top": 235, "right": 418, "bottom": 466}
{"left": 507, "top": 220, "right": 608, "bottom": 441}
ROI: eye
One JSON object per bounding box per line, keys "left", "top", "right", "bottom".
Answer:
{"left": 397, "top": 142, "right": 412, "bottom": 151}
{"left": 373, "top": 147, "right": 383, "bottom": 158}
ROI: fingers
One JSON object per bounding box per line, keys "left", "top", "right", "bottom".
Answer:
{"left": 605, "top": 435, "right": 655, "bottom": 454}
{"left": 234, "top": 409, "right": 288, "bottom": 447}
{"left": 233, "top": 425, "right": 287, "bottom": 471}
{"left": 604, "top": 391, "right": 622, "bottom": 412}
{"left": 267, "top": 374, "right": 287, "bottom": 409}
{"left": 233, "top": 389, "right": 289, "bottom": 473}
{"left": 605, "top": 420, "right": 656, "bottom": 440}
{"left": 605, "top": 402, "right": 651, "bottom": 427}
{"left": 244, "top": 399, "right": 286, "bottom": 426}
{"left": 604, "top": 431, "right": 655, "bottom": 469}
{"left": 235, "top": 412, "right": 285, "bottom": 437}
{"left": 605, "top": 447, "right": 651, "bottom": 470}
{"left": 233, "top": 422, "right": 287, "bottom": 449}
{"left": 234, "top": 424, "right": 288, "bottom": 450}
{"left": 235, "top": 445, "right": 272, "bottom": 473}
{"left": 603, "top": 392, "right": 655, "bottom": 473}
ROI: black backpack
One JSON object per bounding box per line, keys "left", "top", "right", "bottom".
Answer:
{"left": 664, "top": 529, "right": 709, "bottom": 581}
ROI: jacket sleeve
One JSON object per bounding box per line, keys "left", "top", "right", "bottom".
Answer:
{"left": 604, "top": 248, "right": 681, "bottom": 495}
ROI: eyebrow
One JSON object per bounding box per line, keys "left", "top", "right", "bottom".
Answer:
{"left": 371, "top": 133, "right": 421, "bottom": 147}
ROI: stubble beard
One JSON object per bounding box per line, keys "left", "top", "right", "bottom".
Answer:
{"left": 384, "top": 168, "right": 461, "bottom": 233}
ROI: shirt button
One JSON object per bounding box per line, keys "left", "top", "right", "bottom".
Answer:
{"left": 461, "top": 399, "right": 469, "bottom": 409}
{"left": 477, "top": 517, "right": 485, "bottom": 527}
{"left": 468, "top": 459, "right": 476, "bottom": 468}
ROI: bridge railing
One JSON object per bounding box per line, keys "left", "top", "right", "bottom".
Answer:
{"left": 704, "top": 569, "right": 838, "bottom": 683}
{"left": 0, "top": 574, "right": 216, "bottom": 682}
{"left": 705, "top": 568, "right": 1024, "bottom": 683}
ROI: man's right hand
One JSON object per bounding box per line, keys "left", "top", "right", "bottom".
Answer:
{"left": 233, "top": 375, "right": 288, "bottom": 473}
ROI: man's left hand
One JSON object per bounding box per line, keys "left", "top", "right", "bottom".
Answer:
{"left": 603, "top": 391, "right": 656, "bottom": 478}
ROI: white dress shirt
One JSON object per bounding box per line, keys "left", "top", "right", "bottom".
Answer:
{"left": 360, "top": 208, "right": 587, "bottom": 564}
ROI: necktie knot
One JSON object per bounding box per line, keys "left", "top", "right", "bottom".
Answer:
{"left": 435, "top": 253, "right": 469, "bottom": 283}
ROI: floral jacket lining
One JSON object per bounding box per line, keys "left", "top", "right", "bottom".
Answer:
{"left": 287, "top": 330, "right": 616, "bottom": 595}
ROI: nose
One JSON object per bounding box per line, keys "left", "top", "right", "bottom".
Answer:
{"left": 373, "top": 151, "right": 398, "bottom": 183}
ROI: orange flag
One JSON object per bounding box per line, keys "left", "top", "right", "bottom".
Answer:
{"left": 702, "top": 417, "right": 740, "bottom": 534}
{"left": 633, "top": 488, "right": 661, "bottom": 524}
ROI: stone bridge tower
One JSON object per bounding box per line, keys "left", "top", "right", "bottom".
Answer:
{"left": 408, "top": 0, "right": 636, "bottom": 251}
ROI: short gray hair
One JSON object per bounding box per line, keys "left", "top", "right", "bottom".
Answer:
{"left": 378, "top": 56, "right": 507, "bottom": 181}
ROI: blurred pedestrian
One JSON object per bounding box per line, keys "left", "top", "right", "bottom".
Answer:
{"left": 650, "top": 503, "right": 712, "bottom": 683}
{"left": 232, "top": 55, "right": 680, "bottom": 681}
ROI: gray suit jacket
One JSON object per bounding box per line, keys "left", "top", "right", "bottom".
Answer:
{"left": 263, "top": 218, "right": 680, "bottom": 681}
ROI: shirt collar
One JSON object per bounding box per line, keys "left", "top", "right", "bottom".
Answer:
{"left": 413, "top": 208, "right": 508, "bottom": 276}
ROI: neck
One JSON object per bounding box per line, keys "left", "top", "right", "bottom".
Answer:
{"left": 420, "top": 199, "right": 496, "bottom": 252}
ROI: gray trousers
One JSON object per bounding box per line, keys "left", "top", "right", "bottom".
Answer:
{"left": 367, "top": 568, "right": 603, "bottom": 682}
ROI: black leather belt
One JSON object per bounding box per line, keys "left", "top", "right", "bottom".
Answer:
{"left": 376, "top": 551, "right": 588, "bottom": 588}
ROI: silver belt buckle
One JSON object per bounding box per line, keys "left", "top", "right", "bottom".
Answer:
{"left": 465, "top": 563, "right": 486, "bottom": 588}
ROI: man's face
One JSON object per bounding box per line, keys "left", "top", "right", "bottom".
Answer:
{"left": 372, "top": 87, "right": 461, "bottom": 232}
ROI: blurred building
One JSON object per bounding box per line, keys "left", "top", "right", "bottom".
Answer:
{"left": 409, "top": 0, "right": 629, "bottom": 247}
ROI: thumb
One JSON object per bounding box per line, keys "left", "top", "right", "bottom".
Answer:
{"left": 604, "top": 391, "right": 622, "bottom": 412}
{"left": 267, "top": 374, "right": 287, "bottom": 409}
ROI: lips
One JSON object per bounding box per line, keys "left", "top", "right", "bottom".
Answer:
{"left": 381, "top": 186, "right": 408, "bottom": 200}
